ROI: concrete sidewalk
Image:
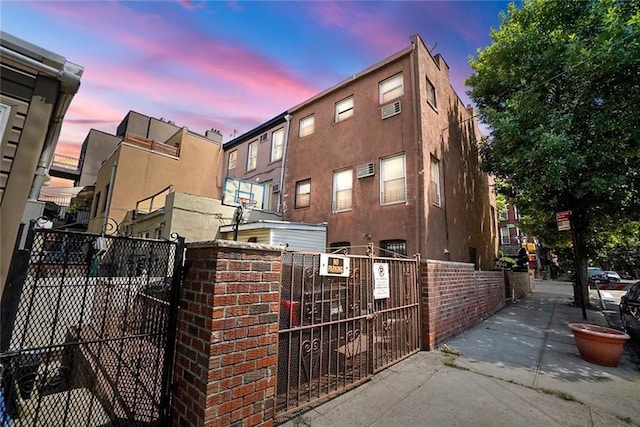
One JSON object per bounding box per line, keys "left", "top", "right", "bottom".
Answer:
{"left": 279, "top": 280, "right": 640, "bottom": 427}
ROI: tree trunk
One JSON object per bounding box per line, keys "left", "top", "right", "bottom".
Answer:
{"left": 571, "top": 224, "right": 590, "bottom": 320}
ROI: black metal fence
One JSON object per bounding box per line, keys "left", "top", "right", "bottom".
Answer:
{"left": 0, "top": 224, "right": 184, "bottom": 426}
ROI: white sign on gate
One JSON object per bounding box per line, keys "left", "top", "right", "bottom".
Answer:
{"left": 373, "top": 263, "right": 390, "bottom": 299}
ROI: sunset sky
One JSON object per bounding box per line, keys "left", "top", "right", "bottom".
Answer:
{"left": 2, "top": 1, "right": 512, "bottom": 161}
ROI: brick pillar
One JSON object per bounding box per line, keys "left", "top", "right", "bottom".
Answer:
{"left": 172, "top": 240, "right": 282, "bottom": 426}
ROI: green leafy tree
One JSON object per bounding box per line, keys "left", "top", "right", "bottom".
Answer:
{"left": 467, "top": 0, "right": 640, "bottom": 309}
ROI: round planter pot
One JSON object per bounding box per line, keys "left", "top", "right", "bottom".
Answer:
{"left": 568, "top": 323, "right": 630, "bottom": 367}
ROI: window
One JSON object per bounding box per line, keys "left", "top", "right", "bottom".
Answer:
{"left": 247, "top": 141, "right": 257, "bottom": 171}
{"left": 0, "top": 103, "right": 12, "bottom": 139}
{"left": 295, "top": 179, "right": 311, "bottom": 208}
{"left": 380, "top": 240, "right": 407, "bottom": 257}
{"left": 430, "top": 157, "right": 441, "bottom": 206}
{"left": 333, "top": 168, "right": 353, "bottom": 212}
{"left": 228, "top": 150, "right": 237, "bottom": 170}
{"left": 499, "top": 208, "right": 508, "bottom": 221}
{"left": 93, "top": 192, "right": 101, "bottom": 218}
{"left": 299, "top": 115, "right": 314, "bottom": 137}
{"left": 380, "top": 154, "right": 406, "bottom": 204}
{"left": 500, "top": 227, "right": 511, "bottom": 245}
{"left": 335, "top": 96, "right": 354, "bottom": 123}
{"left": 329, "top": 241, "right": 350, "bottom": 254}
{"left": 379, "top": 73, "right": 404, "bottom": 104}
{"left": 271, "top": 128, "right": 284, "bottom": 161}
{"left": 103, "top": 184, "right": 110, "bottom": 213}
{"left": 426, "top": 77, "right": 437, "bottom": 108}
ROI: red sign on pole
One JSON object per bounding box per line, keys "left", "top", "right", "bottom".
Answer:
{"left": 556, "top": 211, "right": 571, "bottom": 231}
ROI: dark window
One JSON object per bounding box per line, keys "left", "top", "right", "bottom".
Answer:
{"left": 380, "top": 240, "right": 407, "bottom": 257}
{"left": 329, "top": 241, "right": 351, "bottom": 254}
{"left": 93, "top": 192, "right": 101, "bottom": 218}
{"left": 469, "top": 247, "right": 478, "bottom": 269}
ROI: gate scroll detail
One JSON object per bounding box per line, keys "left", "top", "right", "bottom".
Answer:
{"left": 276, "top": 250, "right": 420, "bottom": 419}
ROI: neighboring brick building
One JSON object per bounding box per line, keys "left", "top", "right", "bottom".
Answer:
{"left": 224, "top": 34, "right": 498, "bottom": 268}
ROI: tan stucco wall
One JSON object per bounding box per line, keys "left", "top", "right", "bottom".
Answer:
{"left": 87, "top": 128, "right": 223, "bottom": 233}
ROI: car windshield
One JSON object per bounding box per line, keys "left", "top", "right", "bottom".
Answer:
{"left": 587, "top": 268, "right": 605, "bottom": 276}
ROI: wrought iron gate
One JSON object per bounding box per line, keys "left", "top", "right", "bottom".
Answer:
{"left": 276, "top": 250, "right": 420, "bottom": 419}
{"left": 0, "top": 223, "right": 184, "bottom": 426}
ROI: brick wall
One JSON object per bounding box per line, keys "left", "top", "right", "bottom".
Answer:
{"left": 172, "top": 240, "right": 281, "bottom": 427}
{"left": 421, "top": 260, "right": 505, "bottom": 350}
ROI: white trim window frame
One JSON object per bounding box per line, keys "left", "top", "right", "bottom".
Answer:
{"left": 295, "top": 179, "right": 311, "bottom": 208}
{"left": 247, "top": 141, "right": 258, "bottom": 171}
{"left": 228, "top": 150, "right": 237, "bottom": 170}
{"left": 271, "top": 128, "right": 284, "bottom": 161}
{"left": 430, "top": 157, "right": 441, "bottom": 206}
{"left": 333, "top": 168, "right": 353, "bottom": 212}
{"left": 299, "top": 114, "right": 314, "bottom": 137}
{"left": 426, "top": 77, "right": 437, "bottom": 109}
{"left": 379, "top": 73, "right": 404, "bottom": 104}
{"left": 380, "top": 154, "right": 406, "bottom": 205}
{"left": 500, "top": 227, "right": 511, "bottom": 245}
{"left": 499, "top": 208, "right": 508, "bottom": 221}
{"left": 335, "top": 96, "right": 354, "bottom": 123}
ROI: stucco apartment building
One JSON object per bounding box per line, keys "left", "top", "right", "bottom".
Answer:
{"left": 0, "top": 32, "right": 83, "bottom": 294}
{"left": 87, "top": 112, "right": 226, "bottom": 236}
{"left": 224, "top": 34, "right": 498, "bottom": 268}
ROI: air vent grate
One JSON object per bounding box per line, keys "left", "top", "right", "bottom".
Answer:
{"left": 356, "top": 163, "right": 375, "bottom": 179}
{"left": 381, "top": 101, "right": 401, "bottom": 119}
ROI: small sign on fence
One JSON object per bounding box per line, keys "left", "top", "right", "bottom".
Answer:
{"left": 319, "top": 253, "right": 350, "bottom": 277}
{"left": 373, "top": 263, "right": 390, "bottom": 299}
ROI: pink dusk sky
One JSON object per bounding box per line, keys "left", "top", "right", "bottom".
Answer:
{"left": 2, "top": 1, "right": 511, "bottom": 161}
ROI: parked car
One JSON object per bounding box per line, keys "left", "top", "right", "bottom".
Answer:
{"left": 587, "top": 267, "right": 606, "bottom": 280}
{"left": 604, "top": 271, "right": 621, "bottom": 282}
{"left": 620, "top": 281, "right": 640, "bottom": 341}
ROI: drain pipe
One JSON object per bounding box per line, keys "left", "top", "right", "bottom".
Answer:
{"left": 0, "top": 45, "right": 85, "bottom": 201}
{"left": 278, "top": 114, "right": 293, "bottom": 214}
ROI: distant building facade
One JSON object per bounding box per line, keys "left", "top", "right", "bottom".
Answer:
{"left": 87, "top": 121, "right": 225, "bottom": 235}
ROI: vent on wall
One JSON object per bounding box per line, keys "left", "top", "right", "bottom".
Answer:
{"left": 356, "top": 163, "right": 375, "bottom": 179}
{"left": 381, "top": 101, "right": 401, "bottom": 119}
{"left": 272, "top": 183, "right": 280, "bottom": 193}
{"left": 259, "top": 132, "right": 268, "bottom": 142}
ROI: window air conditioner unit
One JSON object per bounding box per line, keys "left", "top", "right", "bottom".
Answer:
{"left": 259, "top": 132, "right": 268, "bottom": 142}
{"left": 357, "top": 162, "right": 375, "bottom": 179}
{"left": 272, "top": 183, "right": 280, "bottom": 193}
{"left": 381, "top": 101, "right": 401, "bottom": 119}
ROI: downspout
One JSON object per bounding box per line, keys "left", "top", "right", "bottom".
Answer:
{"left": 0, "top": 45, "right": 86, "bottom": 200}
{"left": 409, "top": 38, "right": 424, "bottom": 257}
{"left": 278, "top": 114, "right": 293, "bottom": 214}
{"left": 102, "top": 161, "right": 118, "bottom": 233}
